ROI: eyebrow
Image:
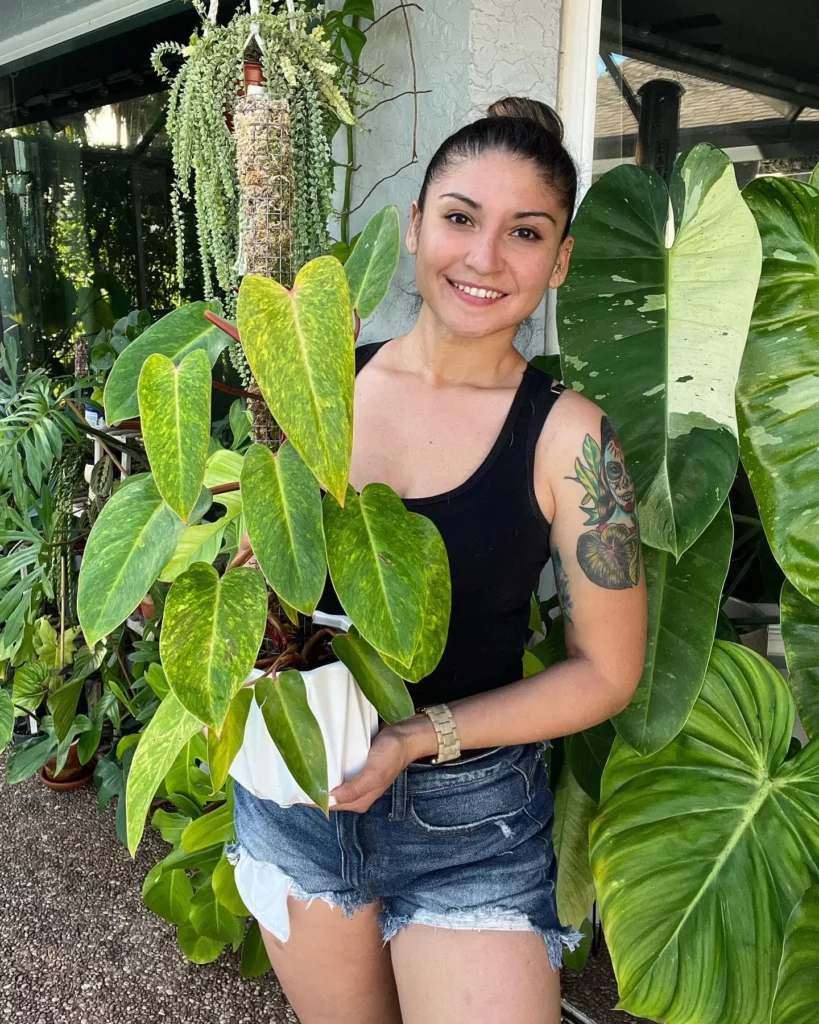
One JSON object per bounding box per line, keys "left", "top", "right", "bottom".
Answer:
{"left": 439, "top": 192, "right": 557, "bottom": 225}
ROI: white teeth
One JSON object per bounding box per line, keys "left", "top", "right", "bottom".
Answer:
{"left": 452, "top": 282, "right": 503, "bottom": 299}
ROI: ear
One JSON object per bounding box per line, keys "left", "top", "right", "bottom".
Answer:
{"left": 406, "top": 201, "right": 421, "bottom": 255}
{"left": 549, "top": 235, "right": 574, "bottom": 289}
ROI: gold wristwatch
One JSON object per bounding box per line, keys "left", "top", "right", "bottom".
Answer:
{"left": 420, "top": 703, "right": 461, "bottom": 764}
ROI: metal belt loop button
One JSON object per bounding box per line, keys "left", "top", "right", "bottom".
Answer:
{"left": 389, "top": 767, "right": 408, "bottom": 821}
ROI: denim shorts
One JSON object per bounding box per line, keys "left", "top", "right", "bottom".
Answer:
{"left": 225, "top": 741, "right": 583, "bottom": 970}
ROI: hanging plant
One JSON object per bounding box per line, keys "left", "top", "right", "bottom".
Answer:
{"left": 152, "top": 0, "right": 360, "bottom": 314}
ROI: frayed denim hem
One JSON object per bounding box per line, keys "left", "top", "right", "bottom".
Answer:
{"left": 379, "top": 905, "right": 583, "bottom": 971}
{"left": 224, "top": 840, "right": 374, "bottom": 943}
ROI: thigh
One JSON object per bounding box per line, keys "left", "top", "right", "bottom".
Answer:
{"left": 390, "top": 924, "right": 561, "bottom": 1024}
{"left": 259, "top": 895, "right": 402, "bottom": 1024}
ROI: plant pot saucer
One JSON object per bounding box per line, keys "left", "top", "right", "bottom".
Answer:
{"left": 39, "top": 762, "right": 96, "bottom": 791}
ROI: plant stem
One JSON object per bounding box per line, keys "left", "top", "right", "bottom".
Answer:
{"left": 340, "top": 14, "right": 361, "bottom": 247}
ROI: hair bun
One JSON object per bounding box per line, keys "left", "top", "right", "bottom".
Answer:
{"left": 487, "top": 96, "right": 564, "bottom": 142}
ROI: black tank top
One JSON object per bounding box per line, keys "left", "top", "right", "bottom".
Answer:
{"left": 317, "top": 340, "right": 566, "bottom": 709}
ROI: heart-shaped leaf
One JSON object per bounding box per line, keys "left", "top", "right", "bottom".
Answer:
{"left": 78, "top": 475, "right": 186, "bottom": 647}
{"left": 143, "top": 868, "right": 194, "bottom": 925}
{"left": 770, "top": 884, "right": 819, "bottom": 1024}
{"left": 344, "top": 205, "right": 401, "bottom": 319}
{"left": 255, "top": 669, "right": 329, "bottom": 812}
{"left": 176, "top": 920, "right": 224, "bottom": 964}
{"left": 125, "top": 692, "right": 203, "bottom": 856}
{"left": 558, "top": 145, "right": 762, "bottom": 558}
{"left": 331, "top": 627, "right": 414, "bottom": 723}
{"left": 104, "top": 300, "right": 227, "bottom": 424}
{"left": 738, "top": 177, "right": 819, "bottom": 604}
{"left": 323, "top": 483, "right": 426, "bottom": 665}
{"left": 241, "top": 442, "right": 326, "bottom": 614}
{"left": 189, "top": 878, "right": 243, "bottom": 945}
{"left": 138, "top": 349, "right": 211, "bottom": 522}
{"left": 237, "top": 259, "right": 354, "bottom": 503}
{"left": 780, "top": 579, "right": 819, "bottom": 741}
{"left": 47, "top": 678, "right": 85, "bottom": 744}
{"left": 161, "top": 563, "right": 267, "bottom": 732}
{"left": 591, "top": 641, "right": 819, "bottom": 1024}
{"left": 382, "top": 512, "right": 451, "bottom": 682}
{"left": 614, "top": 499, "right": 733, "bottom": 754}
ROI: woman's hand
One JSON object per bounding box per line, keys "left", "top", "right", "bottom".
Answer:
{"left": 229, "top": 531, "right": 259, "bottom": 570}
{"left": 329, "top": 714, "right": 438, "bottom": 813}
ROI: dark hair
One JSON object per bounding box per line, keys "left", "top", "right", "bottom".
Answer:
{"left": 417, "top": 97, "right": 577, "bottom": 239}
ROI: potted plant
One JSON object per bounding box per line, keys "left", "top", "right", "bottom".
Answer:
{"left": 537, "top": 144, "right": 819, "bottom": 1023}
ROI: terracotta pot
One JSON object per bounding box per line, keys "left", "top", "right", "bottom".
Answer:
{"left": 243, "top": 61, "right": 265, "bottom": 89}
{"left": 40, "top": 740, "right": 96, "bottom": 791}
{"left": 139, "top": 593, "right": 155, "bottom": 620}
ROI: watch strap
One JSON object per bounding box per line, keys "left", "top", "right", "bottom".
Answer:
{"left": 421, "top": 703, "right": 461, "bottom": 764}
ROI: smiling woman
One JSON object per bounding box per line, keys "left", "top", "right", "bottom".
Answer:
{"left": 229, "top": 96, "right": 647, "bottom": 1024}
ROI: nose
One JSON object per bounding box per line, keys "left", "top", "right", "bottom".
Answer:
{"left": 464, "top": 231, "right": 505, "bottom": 277}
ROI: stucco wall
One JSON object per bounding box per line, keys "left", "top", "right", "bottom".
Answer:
{"left": 334, "top": 0, "right": 563, "bottom": 358}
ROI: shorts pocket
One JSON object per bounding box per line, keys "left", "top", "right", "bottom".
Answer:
{"left": 408, "top": 763, "right": 530, "bottom": 835}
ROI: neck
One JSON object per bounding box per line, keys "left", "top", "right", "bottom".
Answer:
{"left": 397, "top": 303, "right": 526, "bottom": 389}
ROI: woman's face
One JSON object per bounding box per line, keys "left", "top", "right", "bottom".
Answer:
{"left": 406, "top": 150, "right": 574, "bottom": 339}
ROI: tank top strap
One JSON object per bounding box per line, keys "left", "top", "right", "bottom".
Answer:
{"left": 522, "top": 368, "right": 566, "bottom": 533}
{"left": 355, "top": 340, "right": 390, "bottom": 375}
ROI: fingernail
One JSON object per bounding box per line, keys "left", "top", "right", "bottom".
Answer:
{"left": 328, "top": 795, "right": 337, "bottom": 807}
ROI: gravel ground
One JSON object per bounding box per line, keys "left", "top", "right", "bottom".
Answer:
{"left": 1, "top": 750, "right": 646, "bottom": 1024}
{"left": 0, "top": 752, "right": 297, "bottom": 1024}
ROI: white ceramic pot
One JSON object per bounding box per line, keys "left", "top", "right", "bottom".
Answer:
{"left": 227, "top": 613, "right": 378, "bottom": 806}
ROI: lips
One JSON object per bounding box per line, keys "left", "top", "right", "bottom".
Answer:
{"left": 446, "top": 278, "right": 507, "bottom": 306}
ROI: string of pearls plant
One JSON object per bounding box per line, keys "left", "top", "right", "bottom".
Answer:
{"left": 152, "top": 0, "right": 360, "bottom": 330}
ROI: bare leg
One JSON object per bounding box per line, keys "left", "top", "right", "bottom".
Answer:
{"left": 258, "top": 896, "right": 402, "bottom": 1024}
{"left": 391, "top": 925, "right": 562, "bottom": 1024}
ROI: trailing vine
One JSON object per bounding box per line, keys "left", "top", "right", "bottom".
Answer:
{"left": 152, "top": 0, "right": 363, "bottom": 315}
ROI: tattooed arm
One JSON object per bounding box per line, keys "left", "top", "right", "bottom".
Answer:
{"left": 383, "top": 391, "right": 648, "bottom": 762}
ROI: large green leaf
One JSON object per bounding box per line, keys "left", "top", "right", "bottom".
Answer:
{"left": 47, "top": 677, "right": 85, "bottom": 744}
{"left": 143, "top": 868, "right": 194, "bottom": 925}
{"left": 553, "top": 766, "right": 597, "bottom": 931}
{"left": 77, "top": 475, "right": 186, "bottom": 646}
{"left": 780, "top": 579, "right": 819, "bottom": 741}
{"left": 614, "top": 500, "right": 733, "bottom": 754}
{"left": 331, "top": 627, "right": 414, "bottom": 723}
{"left": 558, "top": 144, "right": 762, "bottom": 558}
{"left": 138, "top": 350, "right": 211, "bottom": 522}
{"left": 738, "top": 177, "right": 819, "bottom": 604}
{"left": 565, "top": 719, "right": 615, "bottom": 804}
{"left": 0, "top": 689, "right": 13, "bottom": 750}
{"left": 206, "top": 686, "right": 254, "bottom": 794}
{"left": 161, "top": 563, "right": 267, "bottom": 732}
{"left": 382, "top": 513, "right": 451, "bottom": 682}
{"left": 770, "top": 884, "right": 819, "bottom": 1024}
{"left": 241, "top": 442, "right": 326, "bottom": 614}
{"left": 590, "top": 641, "right": 819, "bottom": 1024}
{"left": 125, "top": 692, "right": 203, "bottom": 856}
{"left": 237, "top": 259, "right": 354, "bottom": 503}
{"left": 255, "top": 669, "right": 329, "bottom": 812}
{"left": 323, "top": 483, "right": 426, "bottom": 665}
{"left": 104, "top": 300, "right": 227, "bottom": 424}
{"left": 344, "top": 205, "right": 401, "bottom": 319}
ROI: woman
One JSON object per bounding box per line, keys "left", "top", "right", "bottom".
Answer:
{"left": 227, "top": 97, "right": 648, "bottom": 1024}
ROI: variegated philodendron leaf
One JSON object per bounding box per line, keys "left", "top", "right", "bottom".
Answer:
{"left": 323, "top": 483, "right": 426, "bottom": 666}
{"left": 738, "top": 177, "right": 819, "bottom": 604}
{"left": 241, "top": 441, "right": 326, "bottom": 614}
{"left": 237, "top": 258, "right": 354, "bottom": 504}
{"left": 138, "top": 349, "right": 211, "bottom": 522}
{"left": 77, "top": 475, "right": 188, "bottom": 646}
{"left": 160, "top": 563, "right": 267, "bottom": 732}
{"left": 332, "top": 627, "right": 414, "bottom": 723}
{"left": 558, "top": 143, "right": 762, "bottom": 558}
{"left": 105, "top": 300, "right": 228, "bottom": 424}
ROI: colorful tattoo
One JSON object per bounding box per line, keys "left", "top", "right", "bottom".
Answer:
{"left": 567, "top": 416, "right": 640, "bottom": 590}
{"left": 552, "top": 547, "right": 573, "bottom": 624}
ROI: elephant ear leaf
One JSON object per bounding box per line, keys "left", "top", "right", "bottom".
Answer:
{"left": 558, "top": 143, "right": 761, "bottom": 558}
{"left": 770, "top": 884, "right": 819, "bottom": 1024}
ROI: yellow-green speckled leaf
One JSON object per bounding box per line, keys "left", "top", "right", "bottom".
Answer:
{"left": 125, "top": 691, "right": 203, "bottom": 856}
{"left": 159, "top": 492, "right": 242, "bottom": 583}
{"left": 241, "top": 441, "right": 326, "bottom": 614}
{"left": 138, "top": 349, "right": 211, "bottom": 522}
{"left": 160, "top": 563, "right": 267, "bottom": 732}
{"left": 236, "top": 259, "right": 354, "bottom": 503}
{"left": 323, "top": 483, "right": 426, "bottom": 666}
{"left": 77, "top": 475, "right": 187, "bottom": 646}
{"left": 206, "top": 686, "right": 253, "bottom": 794}
{"left": 382, "top": 512, "right": 451, "bottom": 682}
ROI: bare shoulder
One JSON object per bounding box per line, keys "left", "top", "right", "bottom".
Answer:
{"left": 532, "top": 386, "right": 613, "bottom": 521}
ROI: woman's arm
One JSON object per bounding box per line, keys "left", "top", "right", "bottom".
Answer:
{"left": 332, "top": 393, "right": 648, "bottom": 808}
